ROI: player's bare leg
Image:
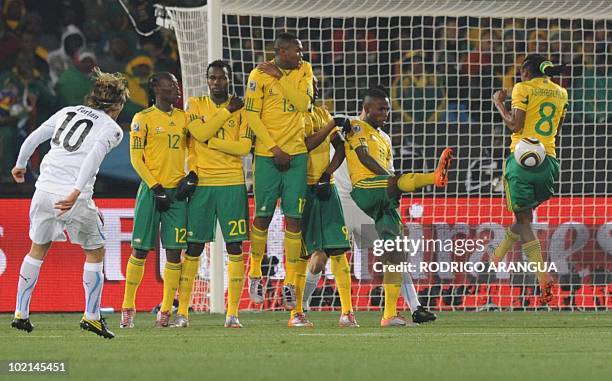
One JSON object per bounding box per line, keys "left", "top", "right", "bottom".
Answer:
{"left": 12, "top": 242, "right": 51, "bottom": 333}
{"left": 80, "top": 247, "right": 114, "bottom": 339}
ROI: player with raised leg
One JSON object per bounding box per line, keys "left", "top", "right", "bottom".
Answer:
{"left": 244, "top": 33, "right": 314, "bottom": 320}
{"left": 11, "top": 68, "right": 128, "bottom": 339}
{"left": 344, "top": 87, "right": 452, "bottom": 327}
{"left": 491, "top": 55, "right": 567, "bottom": 305}
{"left": 178, "top": 60, "right": 251, "bottom": 328}
{"left": 295, "top": 76, "right": 356, "bottom": 327}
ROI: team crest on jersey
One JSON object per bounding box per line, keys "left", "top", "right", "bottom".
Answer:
{"left": 227, "top": 120, "right": 235, "bottom": 128}
{"left": 249, "top": 80, "right": 257, "bottom": 91}
{"left": 132, "top": 122, "right": 140, "bottom": 132}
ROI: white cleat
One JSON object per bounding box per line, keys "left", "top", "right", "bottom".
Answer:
{"left": 155, "top": 310, "right": 171, "bottom": 328}
{"left": 339, "top": 312, "right": 360, "bottom": 328}
{"left": 380, "top": 314, "right": 409, "bottom": 328}
{"left": 282, "top": 284, "right": 296, "bottom": 310}
{"left": 224, "top": 315, "right": 243, "bottom": 328}
{"left": 172, "top": 314, "right": 189, "bottom": 328}
{"left": 288, "top": 313, "right": 314, "bottom": 328}
{"left": 249, "top": 277, "right": 265, "bottom": 304}
{"left": 120, "top": 308, "right": 135, "bottom": 329}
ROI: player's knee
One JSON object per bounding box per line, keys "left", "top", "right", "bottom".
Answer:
{"left": 29, "top": 242, "right": 51, "bottom": 260}
{"left": 133, "top": 249, "right": 149, "bottom": 259}
{"left": 308, "top": 251, "right": 327, "bottom": 274}
{"left": 84, "top": 246, "right": 105, "bottom": 263}
{"left": 187, "top": 243, "right": 205, "bottom": 257}
{"left": 165, "top": 249, "right": 182, "bottom": 263}
{"left": 285, "top": 217, "right": 301, "bottom": 233}
{"left": 226, "top": 242, "right": 242, "bottom": 255}
{"left": 253, "top": 216, "right": 273, "bottom": 231}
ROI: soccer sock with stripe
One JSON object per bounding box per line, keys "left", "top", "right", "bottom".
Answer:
{"left": 283, "top": 230, "right": 302, "bottom": 288}
{"left": 330, "top": 255, "right": 353, "bottom": 314}
{"left": 248, "top": 225, "right": 268, "bottom": 278}
{"left": 291, "top": 258, "right": 308, "bottom": 317}
{"left": 383, "top": 270, "right": 402, "bottom": 320}
{"left": 161, "top": 262, "right": 182, "bottom": 313}
{"left": 397, "top": 173, "right": 435, "bottom": 192}
{"left": 493, "top": 229, "right": 520, "bottom": 263}
{"left": 83, "top": 262, "right": 104, "bottom": 321}
{"left": 177, "top": 254, "right": 201, "bottom": 317}
{"left": 227, "top": 254, "right": 245, "bottom": 317}
{"left": 122, "top": 255, "right": 146, "bottom": 309}
{"left": 401, "top": 272, "right": 421, "bottom": 314}
{"left": 523, "top": 239, "right": 547, "bottom": 283}
{"left": 14, "top": 255, "right": 43, "bottom": 319}
{"left": 303, "top": 269, "right": 322, "bottom": 308}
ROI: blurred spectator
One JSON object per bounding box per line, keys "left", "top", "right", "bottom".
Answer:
{"left": 98, "top": 33, "right": 134, "bottom": 73}
{"left": 55, "top": 49, "right": 96, "bottom": 107}
{"left": 142, "top": 31, "right": 180, "bottom": 74}
{"left": 125, "top": 52, "right": 154, "bottom": 108}
{"left": 47, "top": 24, "right": 86, "bottom": 84}
{"left": 0, "top": 51, "right": 55, "bottom": 182}
{"left": 19, "top": 31, "right": 50, "bottom": 77}
{"left": 2, "top": 0, "right": 26, "bottom": 33}
{"left": 0, "top": 15, "right": 20, "bottom": 72}
{"left": 391, "top": 51, "right": 445, "bottom": 124}
{"left": 82, "top": 18, "right": 106, "bottom": 57}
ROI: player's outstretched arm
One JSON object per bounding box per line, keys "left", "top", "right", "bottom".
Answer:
{"left": 326, "top": 133, "right": 346, "bottom": 175}
{"left": 305, "top": 118, "right": 338, "bottom": 152}
{"left": 208, "top": 137, "right": 252, "bottom": 156}
{"left": 13, "top": 115, "right": 58, "bottom": 182}
{"left": 355, "top": 146, "right": 390, "bottom": 176}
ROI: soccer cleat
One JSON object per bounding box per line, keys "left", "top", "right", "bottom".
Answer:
{"left": 412, "top": 306, "right": 437, "bottom": 324}
{"left": 172, "top": 314, "right": 189, "bottom": 328}
{"left": 539, "top": 280, "right": 554, "bottom": 305}
{"left": 282, "top": 284, "right": 297, "bottom": 310}
{"left": 434, "top": 147, "right": 454, "bottom": 187}
{"left": 80, "top": 317, "right": 115, "bottom": 339}
{"left": 155, "top": 310, "right": 171, "bottom": 328}
{"left": 381, "top": 314, "right": 409, "bottom": 327}
{"left": 120, "top": 308, "right": 135, "bottom": 328}
{"left": 248, "top": 277, "right": 265, "bottom": 304}
{"left": 11, "top": 318, "right": 34, "bottom": 333}
{"left": 339, "top": 313, "right": 359, "bottom": 328}
{"left": 288, "top": 313, "right": 314, "bottom": 328}
{"left": 224, "top": 315, "right": 243, "bottom": 328}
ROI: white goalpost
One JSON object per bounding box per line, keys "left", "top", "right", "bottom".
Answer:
{"left": 156, "top": 0, "right": 612, "bottom": 313}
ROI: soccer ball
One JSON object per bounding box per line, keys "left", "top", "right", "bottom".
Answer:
{"left": 514, "top": 137, "right": 546, "bottom": 168}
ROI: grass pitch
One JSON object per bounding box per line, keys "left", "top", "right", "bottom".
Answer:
{"left": 0, "top": 312, "right": 610, "bottom": 381}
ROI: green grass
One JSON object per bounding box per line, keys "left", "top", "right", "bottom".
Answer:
{"left": 1, "top": 312, "right": 611, "bottom": 381}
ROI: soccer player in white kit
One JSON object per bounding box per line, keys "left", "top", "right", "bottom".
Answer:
{"left": 303, "top": 115, "right": 437, "bottom": 324}
{"left": 10, "top": 68, "right": 128, "bottom": 339}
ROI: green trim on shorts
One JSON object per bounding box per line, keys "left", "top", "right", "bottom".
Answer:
{"left": 253, "top": 153, "right": 307, "bottom": 218}
{"left": 131, "top": 183, "right": 188, "bottom": 251}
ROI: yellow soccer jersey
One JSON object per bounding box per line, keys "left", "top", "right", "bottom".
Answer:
{"left": 344, "top": 119, "right": 392, "bottom": 186}
{"left": 130, "top": 106, "right": 188, "bottom": 188}
{"left": 186, "top": 96, "right": 253, "bottom": 186}
{"left": 304, "top": 105, "right": 339, "bottom": 185}
{"left": 245, "top": 60, "right": 313, "bottom": 156}
{"left": 511, "top": 77, "right": 568, "bottom": 157}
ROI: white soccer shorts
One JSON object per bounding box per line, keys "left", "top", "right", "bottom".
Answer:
{"left": 29, "top": 189, "right": 105, "bottom": 250}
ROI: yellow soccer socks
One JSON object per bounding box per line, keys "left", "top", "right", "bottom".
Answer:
{"left": 122, "top": 256, "right": 146, "bottom": 310}
{"left": 227, "top": 254, "right": 245, "bottom": 316}
{"left": 330, "top": 255, "right": 353, "bottom": 314}
{"left": 161, "top": 262, "right": 182, "bottom": 313}
{"left": 397, "top": 173, "right": 435, "bottom": 193}
{"left": 177, "top": 254, "right": 201, "bottom": 316}
{"left": 249, "top": 225, "right": 268, "bottom": 279}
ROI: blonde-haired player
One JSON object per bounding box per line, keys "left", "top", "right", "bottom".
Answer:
{"left": 11, "top": 68, "right": 128, "bottom": 338}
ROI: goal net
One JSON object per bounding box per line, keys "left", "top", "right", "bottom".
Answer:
{"left": 159, "top": 0, "right": 611, "bottom": 312}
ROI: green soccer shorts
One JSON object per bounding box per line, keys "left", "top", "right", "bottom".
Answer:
{"left": 350, "top": 176, "right": 402, "bottom": 241}
{"left": 187, "top": 185, "right": 249, "bottom": 243}
{"left": 253, "top": 153, "right": 307, "bottom": 219}
{"left": 301, "top": 184, "right": 351, "bottom": 256}
{"left": 504, "top": 155, "right": 559, "bottom": 213}
{"left": 131, "top": 183, "right": 188, "bottom": 251}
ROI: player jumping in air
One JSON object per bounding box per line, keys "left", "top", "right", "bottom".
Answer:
{"left": 344, "top": 87, "right": 452, "bottom": 327}
{"left": 180, "top": 60, "right": 250, "bottom": 328}
{"left": 121, "top": 72, "right": 226, "bottom": 328}
{"left": 491, "top": 55, "right": 568, "bottom": 304}
{"left": 295, "top": 76, "right": 357, "bottom": 327}
{"left": 244, "top": 33, "right": 314, "bottom": 322}
{"left": 11, "top": 68, "right": 128, "bottom": 339}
